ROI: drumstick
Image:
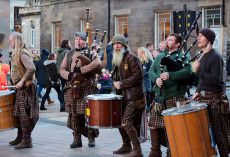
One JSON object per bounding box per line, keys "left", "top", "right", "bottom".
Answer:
{"left": 1, "top": 85, "right": 16, "bottom": 88}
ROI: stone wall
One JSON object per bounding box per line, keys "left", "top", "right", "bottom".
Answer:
{"left": 0, "top": 0, "right": 10, "bottom": 63}
{"left": 40, "top": 0, "right": 229, "bottom": 52}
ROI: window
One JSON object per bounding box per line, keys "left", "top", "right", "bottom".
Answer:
{"left": 203, "top": 5, "right": 221, "bottom": 27}
{"left": 115, "top": 15, "right": 128, "bottom": 37}
{"left": 30, "top": 20, "right": 35, "bottom": 47}
{"left": 155, "top": 11, "right": 171, "bottom": 49}
{"left": 52, "top": 22, "right": 62, "bottom": 52}
{"left": 80, "top": 19, "right": 85, "bottom": 32}
{"left": 31, "top": 27, "right": 35, "bottom": 47}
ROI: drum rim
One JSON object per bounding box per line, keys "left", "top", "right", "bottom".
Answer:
{"left": 86, "top": 94, "right": 123, "bottom": 100}
{"left": 161, "top": 104, "right": 207, "bottom": 116}
{"left": 0, "top": 90, "right": 15, "bottom": 96}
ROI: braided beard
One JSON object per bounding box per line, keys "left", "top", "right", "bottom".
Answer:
{"left": 112, "top": 47, "right": 125, "bottom": 67}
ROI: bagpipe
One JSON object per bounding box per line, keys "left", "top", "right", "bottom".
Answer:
{"left": 71, "top": 8, "right": 107, "bottom": 89}
{"left": 160, "top": 10, "right": 202, "bottom": 86}
{"left": 76, "top": 8, "right": 107, "bottom": 66}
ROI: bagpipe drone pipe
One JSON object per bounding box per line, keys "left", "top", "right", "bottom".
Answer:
{"left": 160, "top": 10, "right": 202, "bottom": 86}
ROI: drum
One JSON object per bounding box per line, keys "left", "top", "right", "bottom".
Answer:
{"left": 0, "top": 90, "right": 17, "bottom": 131}
{"left": 86, "top": 94, "right": 122, "bottom": 128}
{"left": 162, "top": 103, "right": 216, "bottom": 157}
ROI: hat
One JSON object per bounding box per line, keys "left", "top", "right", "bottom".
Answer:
{"left": 199, "top": 28, "right": 216, "bottom": 45}
{"left": 111, "top": 34, "right": 128, "bottom": 48}
{"left": 41, "top": 49, "right": 50, "bottom": 57}
{"left": 74, "top": 32, "right": 87, "bottom": 41}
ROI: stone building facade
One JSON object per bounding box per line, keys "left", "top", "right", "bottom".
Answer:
{"left": 38, "top": 0, "right": 229, "bottom": 55}
{"left": 19, "top": 4, "right": 41, "bottom": 51}
{"left": 0, "top": 0, "right": 10, "bottom": 63}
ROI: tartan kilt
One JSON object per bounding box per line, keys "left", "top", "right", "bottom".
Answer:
{"left": 199, "top": 91, "right": 230, "bottom": 153}
{"left": 148, "top": 97, "right": 185, "bottom": 129}
{"left": 14, "top": 85, "right": 39, "bottom": 128}
{"left": 64, "top": 84, "right": 98, "bottom": 115}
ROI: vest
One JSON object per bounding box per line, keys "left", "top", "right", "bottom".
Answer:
{"left": 16, "top": 48, "right": 32, "bottom": 79}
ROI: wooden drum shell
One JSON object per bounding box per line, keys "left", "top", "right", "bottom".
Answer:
{"left": 162, "top": 104, "right": 216, "bottom": 157}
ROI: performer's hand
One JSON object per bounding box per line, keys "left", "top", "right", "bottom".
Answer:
{"left": 73, "top": 66, "right": 81, "bottom": 74}
{"left": 68, "top": 72, "right": 76, "bottom": 81}
{"left": 154, "top": 102, "right": 163, "bottom": 113}
{"left": 160, "top": 72, "right": 169, "bottom": 81}
{"left": 96, "top": 83, "right": 101, "bottom": 89}
{"left": 192, "top": 60, "right": 200, "bottom": 73}
{"left": 16, "top": 80, "right": 24, "bottom": 89}
{"left": 156, "top": 78, "right": 163, "bottom": 88}
{"left": 113, "top": 81, "right": 121, "bottom": 90}
{"left": 192, "top": 92, "right": 200, "bottom": 101}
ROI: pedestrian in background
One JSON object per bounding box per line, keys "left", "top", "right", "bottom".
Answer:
{"left": 137, "top": 47, "right": 154, "bottom": 143}
{"left": 56, "top": 40, "right": 71, "bottom": 112}
{"left": 41, "top": 53, "right": 64, "bottom": 111}
{"left": 34, "top": 49, "right": 54, "bottom": 104}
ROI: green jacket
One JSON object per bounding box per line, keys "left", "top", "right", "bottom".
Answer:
{"left": 149, "top": 50, "right": 192, "bottom": 99}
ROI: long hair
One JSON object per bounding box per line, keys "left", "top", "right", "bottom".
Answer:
{"left": 10, "top": 32, "right": 25, "bottom": 53}
{"left": 10, "top": 32, "right": 31, "bottom": 65}
{"left": 137, "top": 47, "right": 153, "bottom": 64}
{"left": 60, "top": 40, "right": 70, "bottom": 49}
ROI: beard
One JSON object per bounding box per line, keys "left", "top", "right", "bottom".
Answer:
{"left": 112, "top": 47, "right": 125, "bottom": 67}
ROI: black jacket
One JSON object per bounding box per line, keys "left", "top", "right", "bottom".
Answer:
{"left": 44, "top": 60, "right": 59, "bottom": 86}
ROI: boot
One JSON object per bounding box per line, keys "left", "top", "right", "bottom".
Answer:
{"left": 88, "top": 137, "right": 95, "bottom": 147}
{"left": 113, "top": 128, "right": 132, "bottom": 154}
{"left": 148, "top": 129, "right": 162, "bottom": 157}
{"left": 9, "top": 128, "right": 22, "bottom": 146}
{"left": 113, "top": 143, "right": 132, "bottom": 154}
{"left": 40, "top": 100, "right": 47, "bottom": 110}
{"left": 40, "top": 107, "right": 47, "bottom": 110}
{"left": 159, "top": 128, "right": 168, "bottom": 147}
{"left": 15, "top": 128, "right": 33, "bottom": 149}
{"left": 70, "top": 134, "right": 82, "bottom": 148}
{"left": 60, "top": 107, "right": 65, "bottom": 112}
{"left": 124, "top": 146, "right": 143, "bottom": 157}
{"left": 14, "top": 139, "right": 33, "bottom": 149}
{"left": 124, "top": 126, "right": 143, "bottom": 157}
{"left": 47, "top": 97, "right": 54, "bottom": 104}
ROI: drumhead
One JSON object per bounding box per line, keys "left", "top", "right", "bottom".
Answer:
{"left": 0, "top": 90, "right": 15, "bottom": 97}
{"left": 86, "top": 94, "right": 123, "bottom": 100}
{"left": 162, "top": 103, "right": 207, "bottom": 116}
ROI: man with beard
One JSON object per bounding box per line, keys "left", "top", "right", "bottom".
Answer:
{"left": 112, "top": 34, "right": 145, "bottom": 157}
{"left": 148, "top": 33, "right": 191, "bottom": 157}
{"left": 192, "top": 28, "right": 230, "bottom": 157}
{"left": 60, "top": 32, "right": 100, "bottom": 149}
{"left": 8, "top": 32, "right": 39, "bottom": 149}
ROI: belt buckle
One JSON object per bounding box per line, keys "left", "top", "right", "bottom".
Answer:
{"left": 200, "top": 90, "right": 205, "bottom": 97}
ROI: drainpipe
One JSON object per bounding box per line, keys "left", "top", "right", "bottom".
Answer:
{"left": 222, "top": 0, "right": 225, "bottom": 26}
{"left": 108, "top": 0, "right": 111, "bottom": 42}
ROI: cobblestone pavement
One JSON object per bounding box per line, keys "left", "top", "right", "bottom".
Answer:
{"left": 1, "top": 87, "right": 229, "bottom": 157}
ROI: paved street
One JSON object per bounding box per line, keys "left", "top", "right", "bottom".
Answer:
{"left": 1, "top": 87, "right": 229, "bottom": 157}
{"left": 0, "top": 89, "right": 167, "bottom": 157}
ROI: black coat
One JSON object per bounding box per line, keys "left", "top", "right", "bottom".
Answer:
{"left": 34, "top": 52, "right": 49, "bottom": 86}
{"left": 44, "top": 60, "right": 59, "bottom": 86}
